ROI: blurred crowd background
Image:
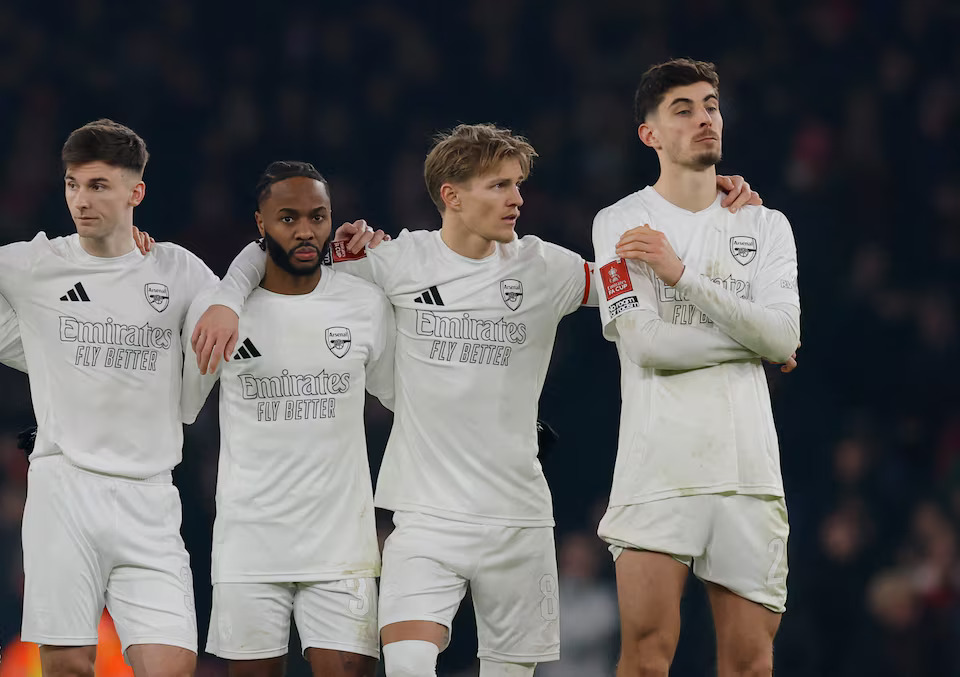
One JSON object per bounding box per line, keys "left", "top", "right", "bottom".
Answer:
{"left": 0, "top": 1, "right": 957, "bottom": 675}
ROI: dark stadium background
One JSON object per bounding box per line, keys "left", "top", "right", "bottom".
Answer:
{"left": 0, "top": 1, "right": 958, "bottom": 675}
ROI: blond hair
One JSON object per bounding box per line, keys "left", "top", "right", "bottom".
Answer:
{"left": 424, "top": 123, "right": 537, "bottom": 213}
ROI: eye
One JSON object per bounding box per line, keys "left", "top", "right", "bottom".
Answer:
{"left": 706, "top": 105, "right": 718, "bottom": 113}
{"left": 677, "top": 110, "right": 691, "bottom": 116}
{"left": 313, "top": 214, "right": 326, "bottom": 222}
{"left": 92, "top": 184, "right": 105, "bottom": 191}
{"left": 280, "top": 216, "right": 294, "bottom": 223}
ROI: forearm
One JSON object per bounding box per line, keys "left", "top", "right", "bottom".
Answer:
{"left": 616, "top": 311, "right": 758, "bottom": 370}
{"left": 213, "top": 241, "right": 266, "bottom": 314}
{"left": 674, "top": 269, "right": 800, "bottom": 363}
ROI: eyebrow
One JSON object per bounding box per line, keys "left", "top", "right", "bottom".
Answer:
{"left": 668, "top": 93, "right": 719, "bottom": 108}
{"left": 277, "top": 206, "right": 328, "bottom": 214}
{"left": 64, "top": 175, "right": 112, "bottom": 183}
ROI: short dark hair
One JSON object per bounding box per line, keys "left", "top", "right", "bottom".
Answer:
{"left": 634, "top": 58, "right": 720, "bottom": 124}
{"left": 61, "top": 119, "right": 149, "bottom": 176}
{"left": 255, "top": 161, "right": 330, "bottom": 208}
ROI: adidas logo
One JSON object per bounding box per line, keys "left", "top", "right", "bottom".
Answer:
{"left": 413, "top": 286, "right": 444, "bottom": 306}
{"left": 60, "top": 282, "right": 90, "bottom": 302}
{"left": 233, "top": 338, "right": 262, "bottom": 360}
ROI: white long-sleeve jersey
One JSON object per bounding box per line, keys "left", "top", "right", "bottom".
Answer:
{"left": 592, "top": 187, "right": 800, "bottom": 506}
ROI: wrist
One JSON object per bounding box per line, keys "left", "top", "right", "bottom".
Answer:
{"left": 664, "top": 260, "right": 685, "bottom": 287}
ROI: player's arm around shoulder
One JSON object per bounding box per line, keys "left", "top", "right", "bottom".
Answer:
{"left": 521, "top": 235, "right": 593, "bottom": 316}
{"left": 0, "top": 234, "right": 49, "bottom": 302}
{"left": 360, "top": 280, "right": 397, "bottom": 412}
{"left": 180, "top": 287, "right": 223, "bottom": 424}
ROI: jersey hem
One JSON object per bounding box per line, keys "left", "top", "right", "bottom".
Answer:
{"left": 298, "top": 639, "right": 379, "bottom": 660}
{"left": 478, "top": 648, "right": 561, "bottom": 663}
{"left": 213, "top": 568, "right": 380, "bottom": 584}
{"left": 608, "top": 483, "right": 785, "bottom": 506}
{"left": 374, "top": 502, "right": 555, "bottom": 528}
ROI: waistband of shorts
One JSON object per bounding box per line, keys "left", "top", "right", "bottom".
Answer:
{"left": 32, "top": 453, "right": 173, "bottom": 484}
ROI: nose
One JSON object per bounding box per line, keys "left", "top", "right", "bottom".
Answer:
{"left": 696, "top": 105, "right": 713, "bottom": 127}
{"left": 294, "top": 218, "right": 316, "bottom": 241}
{"left": 510, "top": 184, "right": 523, "bottom": 207}
{"left": 73, "top": 189, "right": 91, "bottom": 209}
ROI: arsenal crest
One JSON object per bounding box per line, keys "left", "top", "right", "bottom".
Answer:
{"left": 325, "top": 326, "right": 352, "bottom": 358}
{"left": 144, "top": 283, "right": 169, "bottom": 312}
{"left": 730, "top": 236, "right": 758, "bottom": 265}
{"left": 500, "top": 279, "right": 523, "bottom": 311}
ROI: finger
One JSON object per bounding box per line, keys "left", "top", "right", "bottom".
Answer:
{"left": 369, "top": 230, "right": 387, "bottom": 248}
{"left": 617, "top": 233, "right": 657, "bottom": 248}
{"left": 198, "top": 335, "right": 215, "bottom": 375}
{"left": 334, "top": 221, "right": 361, "bottom": 242}
{"left": 730, "top": 184, "right": 754, "bottom": 211}
{"left": 346, "top": 221, "right": 371, "bottom": 253}
{"left": 209, "top": 338, "right": 224, "bottom": 373}
{"left": 224, "top": 334, "right": 238, "bottom": 363}
{"left": 132, "top": 227, "right": 148, "bottom": 255}
{"left": 191, "top": 323, "right": 204, "bottom": 352}
{"left": 781, "top": 357, "right": 798, "bottom": 373}
{"left": 147, "top": 236, "right": 155, "bottom": 252}
{"left": 748, "top": 190, "right": 763, "bottom": 206}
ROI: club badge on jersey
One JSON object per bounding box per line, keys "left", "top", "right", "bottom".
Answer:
{"left": 325, "top": 327, "right": 352, "bottom": 358}
{"left": 500, "top": 279, "right": 523, "bottom": 311}
{"left": 144, "top": 283, "right": 170, "bottom": 312}
{"left": 730, "top": 236, "right": 758, "bottom": 265}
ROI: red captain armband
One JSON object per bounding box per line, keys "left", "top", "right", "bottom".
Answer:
{"left": 600, "top": 259, "right": 633, "bottom": 300}
{"left": 330, "top": 240, "right": 368, "bottom": 263}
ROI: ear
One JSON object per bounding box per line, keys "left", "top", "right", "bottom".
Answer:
{"left": 638, "top": 122, "right": 659, "bottom": 150}
{"left": 129, "top": 181, "right": 146, "bottom": 207}
{"left": 255, "top": 211, "right": 265, "bottom": 238}
{"left": 440, "top": 182, "right": 461, "bottom": 212}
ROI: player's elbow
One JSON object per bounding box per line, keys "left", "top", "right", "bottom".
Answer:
{"left": 623, "top": 340, "right": 678, "bottom": 370}
{"left": 760, "top": 324, "right": 800, "bottom": 364}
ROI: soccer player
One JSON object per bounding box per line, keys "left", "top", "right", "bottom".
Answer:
{"left": 191, "top": 124, "right": 761, "bottom": 677}
{"left": 0, "top": 119, "right": 217, "bottom": 677}
{"left": 180, "top": 161, "right": 395, "bottom": 677}
{"left": 591, "top": 59, "right": 801, "bottom": 677}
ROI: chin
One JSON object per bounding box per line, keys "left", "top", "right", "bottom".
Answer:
{"left": 690, "top": 150, "right": 722, "bottom": 170}
{"left": 490, "top": 226, "right": 517, "bottom": 244}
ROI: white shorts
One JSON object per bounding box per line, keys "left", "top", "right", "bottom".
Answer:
{"left": 21, "top": 455, "right": 197, "bottom": 652}
{"left": 379, "top": 511, "right": 560, "bottom": 663}
{"left": 206, "top": 579, "right": 379, "bottom": 660}
{"left": 599, "top": 494, "right": 789, "bottom": 613}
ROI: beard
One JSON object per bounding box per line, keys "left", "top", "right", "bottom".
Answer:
{"left": 263, "top": 231, "right": 330, "bottom": 276}
{"left": 685, "top": 147, "right": 722, "bottom": 171}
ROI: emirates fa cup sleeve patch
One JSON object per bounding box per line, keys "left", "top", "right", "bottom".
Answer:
{"left": 600, "top": 259, "right": 632, "bottom": 300}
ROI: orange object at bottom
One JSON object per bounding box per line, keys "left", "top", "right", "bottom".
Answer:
{"left": 0, "top": 610, "right": 132, "bottom": 676}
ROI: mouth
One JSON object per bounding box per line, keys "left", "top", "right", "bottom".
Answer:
{"left": 502, "top": 214, "right": 519, "bottom": 225}
{"left": 694, "top": 136, "right": 719, "bottom": 143}
{"left": 292, "top": 246, "right": 318, "bottom": 262}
